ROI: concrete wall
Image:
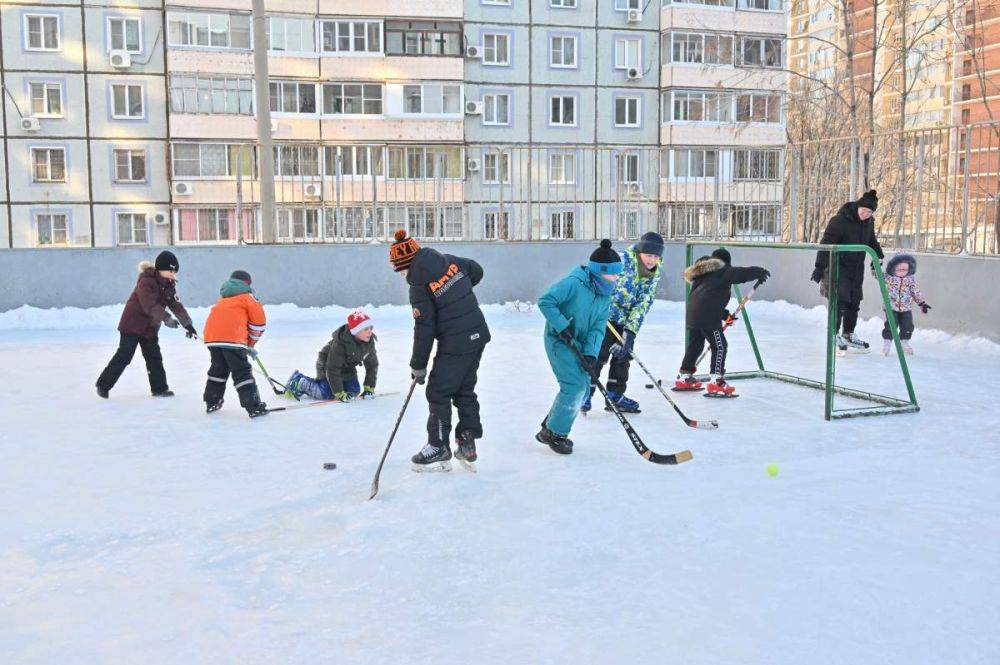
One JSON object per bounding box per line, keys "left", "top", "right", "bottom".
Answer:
{"left": 0, "top": 242, "right": 997, "bottom": 341}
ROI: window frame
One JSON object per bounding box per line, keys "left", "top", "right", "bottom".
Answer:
{"left": 269, "top": 80, "right": 318, "bottom": 115}
{"left": 401, "top": 83, "right": 462, "bottom": 116}
{"left": 549, "top": 94, "right": 577, "bottom": 127}
{"left": 614, "top": 96, "right": 642, "bottom": 128}
{"left": 549, "top": 34, "right": 578, "bottom": 69}
{"left": 110, "top": 82, "right": 145, "bottom": 120}
{"left": 28, "top": 81, "right": 63, "bottom": 118}
{"left": 735, "top": 91, "right": 782, "bottom": 123}
{"left": 669, "top": 147, "right": 719, "bottom": 179}
{"left": 24, "top": 14, "right": 61, "bottom": 52}
{"left": 166, "top": 11, "right": 251, "bottom": 51}
{"left": 322, "top": 83, "right": 383, "bottom": 116}
{"left": 276, "top": 207, "right": 323, "bottom": 242}
{"left": 733, "top": 148, "right": 781, "bottom": 181}
{"left": 482, "top": 151, "right": 511, "bottom": 185}
{"left": 482, "top": 32, "right": 511, "bottom": 66}
{"left": 549, "top": 210, "right": 576, "bottom": 239}
{"left": 549, "top": 151, "right": 577, "bottom": 185}
{"left": 268, "top": 15, "right": 318, "bottom": 55}
{"left": 483, "top": 209, "right": 511, "bottom": 240}
{"left": 116, "top": 212, "right": 149, "bottom": 246}
{"left": 113, "top": 148, "right": 148, "bottom": 183}
{"left": 31, "top": 146, "right": 67, "bottom": 182}
{"left": 107, "top": 16, "right": 143, "bottom": 53}
{"left": 482, "top": 92, "right": 511, "bottom": 126}
{"left": 614, "top": 36, "right": 643, "bottom": 71}
{"left": 169, "top": 74, "right": 255, "bottom": 115}
{"left": 550, "top": 0, "right": 579, "bottom": 7}
{"left": 35, "top": 212, "right": 69, "bottom": 246}
{"left": 384, "top": 20, "right": 462, "bottom": 56}
{"left": 171, "top": 142, "right": 255, "bottom": 180}
{"left": 319, "top": 20, "right": 383, "bottom": 55}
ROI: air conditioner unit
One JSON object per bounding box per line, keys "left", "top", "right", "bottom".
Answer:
{"left": 172, "top": 181, "right": 194, "bottom": 196}
{"left": 465, "top": 101, "right": 484, "bottom": 115}
{"left": 626, "top": 182, "right": 642, "bottom": 195}
{"left": 626, "top": 8, "right": 642, "bottom": 23}
{"left": 466, "top": 158, "right": 481, "bottom": 173}
{"left": 304, "top": 183, "right": 322, "bottom": 198}
{"left": 626, "top": 67, "right": 642, "bottom": 80}
{"left": 109, "top": 50, "right": 132, "bottom": 68}
{"left": 20, "top": 117, "right": 40, "bottom": 132}
{"left": 153, "top": 211, "right": 170, "bottom": 226}
{"left": 465, "top": 44, "right": 481, "bottom": 59}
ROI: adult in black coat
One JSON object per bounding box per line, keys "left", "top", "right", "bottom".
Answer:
{"left": 810, "top": 189, "right": 885, "bottom": 347}
{"left": 390, "top": 230, "right": 491, "bottom": 470}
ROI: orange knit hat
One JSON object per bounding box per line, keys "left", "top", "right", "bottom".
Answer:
{"left": 389, "top": 229, "right": 420, "bottom": 272}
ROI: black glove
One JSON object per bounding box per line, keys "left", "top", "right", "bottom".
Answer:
{"left": 411, "top": 367, "right": 427, "bottom": 385}
{"left": 184, "top": 324, "right": 198, "bottom": 339}
{"left": 918, "top": 302, "right": 931, "bottom": 314}
{"left": 580, "top": 355, "right": 598, "bottom": 378}
{"left": 810, "top": 267, "right": 824, "bottom": 283}
{"left": 558, "top": 325, "right": 574, "bottom": 345}
{"left": 758, "top": 269, "right": 771, "bottom": 284}
{"left": 162, "top": 316, "right": 179, "bottom": 329}
{"left": 609, "top": 329, "right": 635, "bottom": 360}
{"left": 722, "top": 309, "right": 738, "bottom": 325}
{"left": 870, "top": 260, "right": 882, "bottom": 277}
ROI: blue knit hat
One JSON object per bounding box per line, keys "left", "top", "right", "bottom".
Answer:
{"left": 588, "top": 239, "right": 623, "bottom": 276}
{"left": 634, "top": 231, "right": 665, "bottom": 257}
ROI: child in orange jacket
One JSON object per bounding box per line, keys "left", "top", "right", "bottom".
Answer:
{"left": 202, "top": 270, "right": 268, "bottom": 417}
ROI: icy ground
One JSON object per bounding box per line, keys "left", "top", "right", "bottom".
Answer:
{"left": 1, "top": 300, "right": 998, "bottom": 664}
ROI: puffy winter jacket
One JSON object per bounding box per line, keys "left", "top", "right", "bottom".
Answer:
{"left": 684, "top": 258, "right": 768, "bottom": 331}
{"left": 202, "top": 279, "right": 266, "bottom": 349}
{"left": 406, "top": 247, "right": 490, "bottom": 370}
{"left": 539, "top": 266, "right": 612, "bottom": 358}
{"left": 884, "top": 254, "right": 924, "bottom": 312}
{"left": 118, "top": 262, "right": 192, "bottom": 338}
{"left": 815, "top": 202, "right": 885, "bottom": 284}
{"left": 316, "top": 324, "right": 379, "bottom": 393}
{"left": 610, "top": 247, "right": 661, "bottom": 333}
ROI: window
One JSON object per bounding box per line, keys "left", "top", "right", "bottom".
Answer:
{"left": 277, "top": 208, "right": 322, "bottom": 241}
{"left": 172, "top": 143, "right": 254, "bottom": 178}
{"left": 108, "top": 17, "right": 141, "bottom": 52}
{"left": 32, "top": 147, "right": 66, "bottom": 182}
{"left": 269, "top": 16, "right": 316, "bottom": 53}
{"left": 322, "top": 83, "right": 382, "bottom": 115}
{"left": 111, "top": 84, "right": 144, "bottom": 119}
{"left": 738, "top": 37, "right": 783, "bottom": 68}
{"left": 671, "top": 148, "right": 718, "bottom": 178}
{"left": 551, "top": 0, "right": 579, "bottom": 6}
{"left": 730, "top": 205, "right": 780, "bottom": 236}
{"left": 614, "top": 37, "right": 642, "bottom": 70}
{"left": 667, "top": 90, "right": 733, "bottom": 122}
{"left": 273, "top": 145, "right": 321, "bottom": 177}
{"left": 615, "top": 97, "right": 641, "bottom": 127}
{"left": 324, "top": 146, "right": 383, "bottom": 177}
{"left": 385, "top": 21, "right": 460, "bottom": 55}
{"left": 169, "top": 75, "right": 253, "bottom": 115}
{"left": 402, "top": 84, "right": 461, "bottom": 115}
{"left": 483, "top": 0, "right": 511, "bottom": 5}
{"left": 737, "top": 0, "right": 783, "bottom": 10}
{"left": 484, "top": 211, "right": 510, "bottom": 240}
{"left": 114, "top": 149, "right": 147, "bottom": 182}
{"left": 736, "top": 92, "right": 781, "bottom": 123}
{"left": 549, "top": 152, "right": 576, "bottom": 184}
{"left": 550, "top": 95, "right": 576, "bottom": 126}
{"left": 619, "top": 209, "right": 640, "bottom": 238}
{"left": 668, "top": 0, "right": 734, "bottom": 6}
{"left": 36, "top": 213, "right": 68, "bottom": 246}
{"left": 483, "top": 92, "right": 510, "bottom": 125}
{"left": 387, "top": 146, "right": 461, "bottom": 180}
{"left": 483, "top": 152, "right": 511, "bottom": 184}
{"left": 550, "top": 35, "right": 577, "bottom": 68}
{"left": 668, "top": 32, "right": 733, "bottom": 65}
{"left": 550, "top": 211, "right": 575, "bottom": 239}
{"left": 325, "top": 206, "right": 377, "bottom": 240}
{"left": 269, "top": 81, "right": 317, "bottom": 114}
{"left": 116, "top": 213, "right": 148, "bottom": 245}
{"left": 25, "top": 15, "right": 60, "bottom": 51}
{"left": 29, "top": 82, "right": 62, "bottom": 117}
{"left": 615, "top": 0, "right": 641, "bottom": 8}
{"left": 320, "top": 20, "right": 381, "bottom": 53}
{"left": 618, "top": 152, "right": 641, "bottom": 183}
{"left": 734, "top": 149, "right": 780, "bottom": 181}
{"left": 167, "top": 12, "right": 250, "bottom": 49}
{"left": 177, "top": 208, "right": 256, "bottom": 242}
{"left": 482, "top": 33, "right": 510, "bottom": 65}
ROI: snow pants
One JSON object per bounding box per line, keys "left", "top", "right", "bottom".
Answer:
{"left": 590, "top": 321, "right": 632, "bottom": 396}
{"left": 96, "top": 332, "right": 167, "bottom": 394}
{"left": 680, "top": 327, "right": 728, "bottom": 377}
{"left": 834, "top": 276, "right": 863, "bottom": 335}
{"left": 544, "top": 334, "right": 589, "bottom": 436}
{"left": 882, "top": 310, "right": 914, "bottom": 341}
{"left": 295, "top": 375, "right": 359, "bottom": 400}
{"left": 425, "top": 348, "right": 484, "bottom": 447}
{"left": 204, "top": 347, "right": 261, "bottom": 408}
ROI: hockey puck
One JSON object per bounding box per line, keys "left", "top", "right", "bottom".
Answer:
{"left": 323, "top": 462, "right": 337, "bottom": 470}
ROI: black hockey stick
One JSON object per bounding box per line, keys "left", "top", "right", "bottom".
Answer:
{"left": 368, "top": 378, "right": 419, "bottom": 500}
{"left": 607, "top": 324, "right": 718, "bottom": 430}
{"left": 567, "top": 341, "right": 692, "bottom": 465}
{"left": 252, "top": 354, "right": 299, "bottom": 401}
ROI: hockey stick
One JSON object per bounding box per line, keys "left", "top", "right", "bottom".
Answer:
{"left": 607, "top": 324, "right": 718, "bottom": 430}
{"left": 268, "top": 391, "right": 401, "bottom": 412}
{"left": 251, "top": 354, "right": 299, "bottom": 401}
{"left": 368, "top": 378, "right": 420, "bottom": 500}
{"left": 693, "top": 279, "right": 764, "bottom": 369}
{"left": 566, "top": 340, "right": 692, "bottom": 465}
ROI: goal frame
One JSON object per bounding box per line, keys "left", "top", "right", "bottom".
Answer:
{"left": 684, "top": 241, "right": 919, "bottom": 420}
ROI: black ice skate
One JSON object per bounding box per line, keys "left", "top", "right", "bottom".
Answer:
{"left": 411, "top": 443, "right": 452, "bottom": 472}
{"left": 536, "top": 422, "right": 573, "bottom": 455}
{"left": 454, "top": 431, "right": 478, "bottom": 472}
{"left": 246, "top": 402, "right": 269, "bottom": 418}
{"left": 206, "top": 398, "right": 224, "bottom": 413}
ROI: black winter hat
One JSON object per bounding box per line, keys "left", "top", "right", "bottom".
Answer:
{"left": 155, "top": 250, "right": 179, "bottom": 272}
{"left": 230, "top": 269, "right": 252, "bottom": 284}
{"left": 856, "top": 189, "right": 879, "bottom": 212}
{"left": 588, "top": 239, "right": 623, "bottom": 275}
{"left": 634, "top": 231, "right": 665, "bottom": 257}
{"left": 711, "top": 248, "right": 732, "bottom": 265}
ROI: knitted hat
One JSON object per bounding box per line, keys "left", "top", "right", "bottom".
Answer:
{"left": 634, "top": 231, "right": 665, "bottom": 257}
{"left": 389, "top": 229, "right": 421, "bottom": 272}
{"left": 155, "top": 250, "right": 179, "bottom": 272}
{"left": 856, "top": 189, "right": 879, "bottom": 212}
{"left": 588, "top": 239, "right": 623, "bottom": 276}
{"left": 230, "top": 269, "right": 252, "bottom": 285}
{"left": 711, "top": 248, "right": 732, "bottom": 265}
{"left": 347, "top": 309, "right": 374, "bottom": 336}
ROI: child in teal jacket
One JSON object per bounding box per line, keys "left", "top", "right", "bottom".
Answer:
{"left": 536, "top": 240, "right": 623, "bottom": 455}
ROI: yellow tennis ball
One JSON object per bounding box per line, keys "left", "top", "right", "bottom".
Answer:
{"left": 766, "top": 463, "right": 779, "bottom": 477}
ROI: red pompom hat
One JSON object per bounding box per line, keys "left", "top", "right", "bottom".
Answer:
{"left": 347, "top": 309, "right": 374, "bottom": 336}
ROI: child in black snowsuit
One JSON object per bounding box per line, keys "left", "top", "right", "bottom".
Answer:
{"left": 677, "top": 248, "right": 769, "bottom": 397}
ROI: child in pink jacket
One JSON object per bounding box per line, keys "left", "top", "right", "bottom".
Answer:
{"left": 882, "top": 254, "right": 931, "bottom": 356}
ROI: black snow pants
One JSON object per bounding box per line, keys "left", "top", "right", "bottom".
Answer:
{"left": 590, "top": 321, "right": 632, "bottom": 396}
{"left": 834, "top": 275, "right": 863, "bottom": 335}
{"left": 425, "top": 348, "right": 484, "bottom": 447}
{"left": 680, "top": 327, "right": 728, "bottom": 377}
{"left": 203, "top": 347, "right": 262, "bottom": 409}
{"left": 96, "top": 332, "right": 168, "bottom": 394}
{"left": 882, "top": 310, "right": 914, "bottom": 340}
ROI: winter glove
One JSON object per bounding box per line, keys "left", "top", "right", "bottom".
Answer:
{"left": 722, "top": 309, "right": 738, "bottom": 325}
{"left": 557, "top": 325, "right": 574, "bottom": 346}
{"left": 162, "top": 316, "right": 179, "bottom": 329}
{"left": 918, "top": 302, "right": 931, "bottom": 314}
{"left": 580, "top": 355, "right": 598, "bottom": 378}
{"left": 184, "top": 324, "right": 199, "bottom": 339}
{"left": 757, "top": 269, "right": 771, "bottom": 284}
{"left": 361, "top": 386, "right": 376, "bottom": 400}
{"left": 810, "top": 266, "right": 825, "bottom": 283}
{"left": 870, "top": 260, "right": 882, "bottom": 277}
{"left": 609, "top": 329, "right": 635, "bottom": 360}
{"left": 411, "top": 367, "right": 427, "bottom": 385}
{"left": 334, "top": 390, "right": 353, "bottom": 403}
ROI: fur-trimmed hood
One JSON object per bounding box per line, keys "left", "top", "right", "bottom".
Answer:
{"left": 683, "top": 257, "right": 725, "bottom": 284}
{"left": 885, "top": 253, "right": 917, "bottom": 277}
{"left": 138, "top": 260, "right": 154, "bottom": 273}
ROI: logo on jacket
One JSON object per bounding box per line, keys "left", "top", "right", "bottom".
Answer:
{"left": 429, "top": 264, "right": 465, "bottom": 297}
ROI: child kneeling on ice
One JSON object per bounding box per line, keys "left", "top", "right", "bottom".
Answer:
{"left": 286, "top": 310, "right": 379, "bottom": 401}
{"left": 536, "top": 240, "right": 623, "bottom": 455}
{"left": 881, "top": 254, "right": 931, "bottom": 356}
{"left": 202, "top": 270, "right": 269, "bottom": 418}
{"left": 676, "top": 249, "right": 769, "bottom": 398}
